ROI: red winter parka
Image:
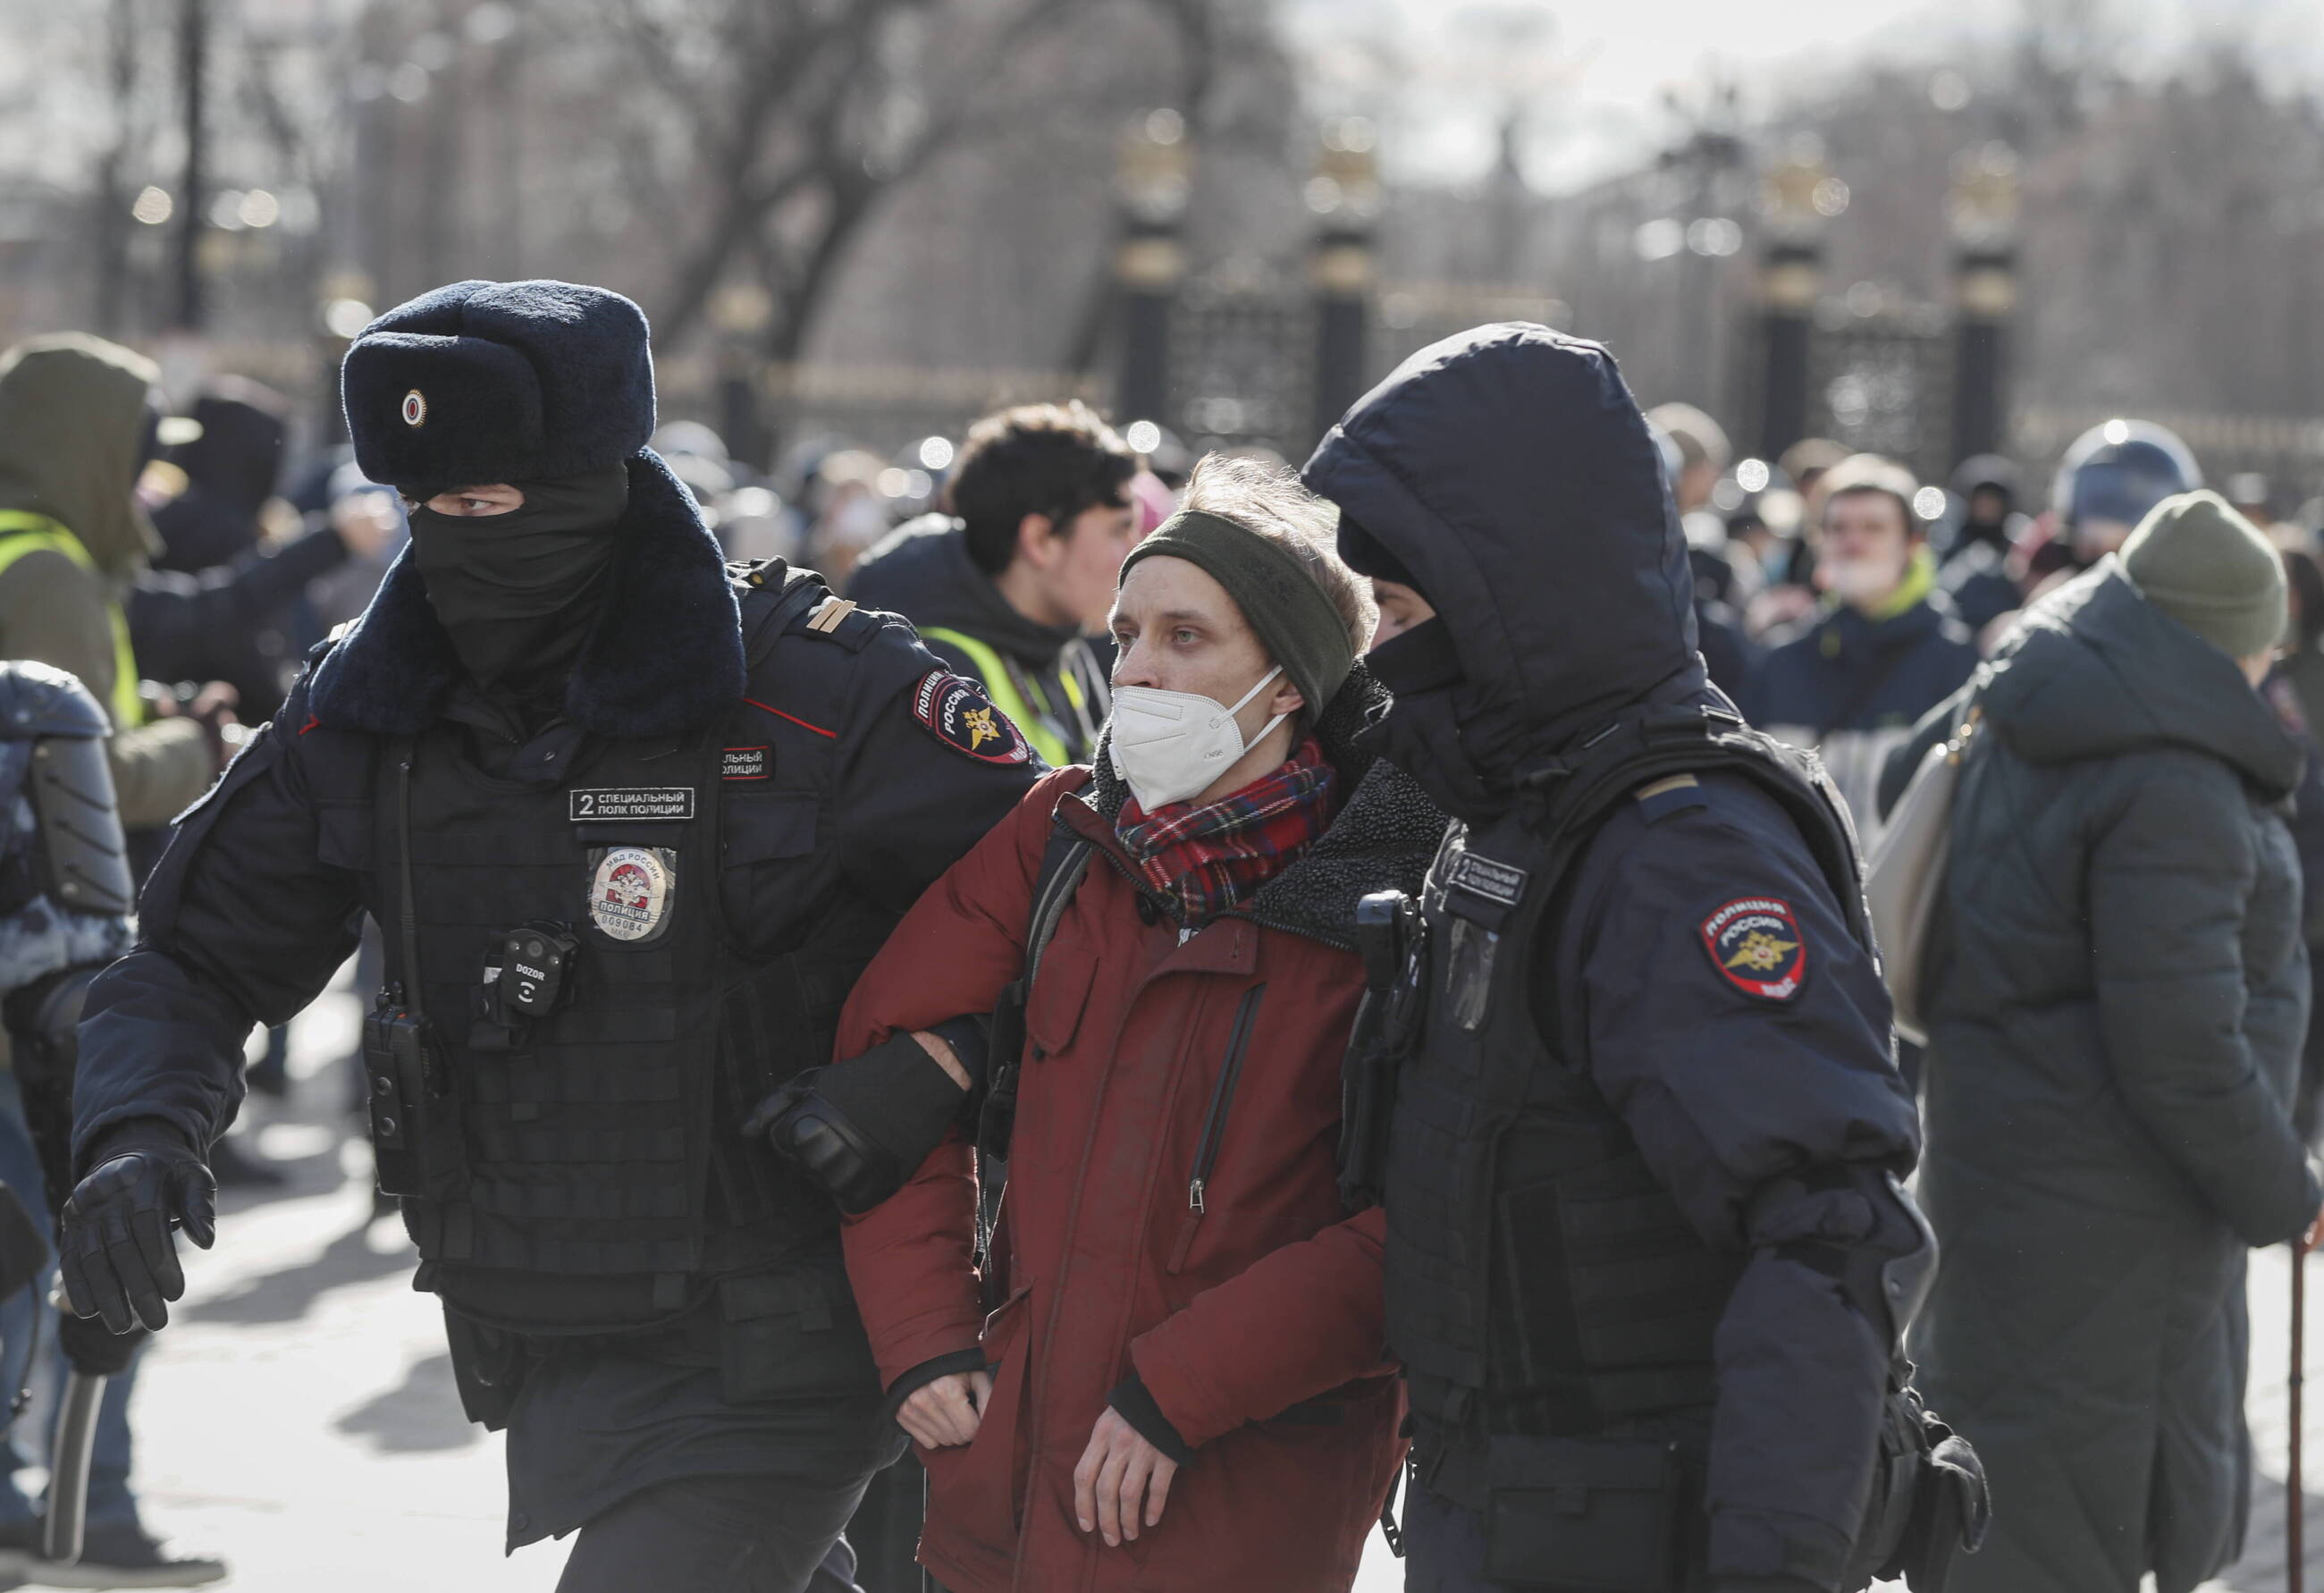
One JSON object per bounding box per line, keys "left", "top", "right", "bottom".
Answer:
{"left": 838, "top": 686, "right": 1444, "bottom": 1593}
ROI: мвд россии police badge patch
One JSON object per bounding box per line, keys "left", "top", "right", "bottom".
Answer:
{"left": 588, "top": 846, "right": 677, "bottom": 945}
{"left": 910, "top": 670, "right": 1033, "bottom": 766}
{"left": 1699, "top": 896, "right": 1807, "bottom": 1001}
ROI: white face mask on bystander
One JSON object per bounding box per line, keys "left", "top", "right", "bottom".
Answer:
{"left": 1107, "top": 666, "right": 1287, "bottom": 813}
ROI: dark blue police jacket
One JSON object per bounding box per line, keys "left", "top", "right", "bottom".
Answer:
{"left": 1305, "top": 323, "right": 1923, "bottom": 1586}
{"left": 71, "top": 451, "right": 1040, "bottom": 1547}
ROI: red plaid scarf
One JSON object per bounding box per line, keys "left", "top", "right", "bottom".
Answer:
{"left": 1116, "top": 736, "right": 1337, "bottom": 930}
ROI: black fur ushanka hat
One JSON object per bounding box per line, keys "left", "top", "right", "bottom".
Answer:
{"left": 341, "top": 278, "right": 655, "bottom": 496}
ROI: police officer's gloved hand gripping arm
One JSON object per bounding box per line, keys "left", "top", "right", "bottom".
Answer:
{"left": 746, "top": 1017, "right": 987, "bottom": 1213}
{"left": 57, "top": 1118, "right": 215, "bottom": 1335}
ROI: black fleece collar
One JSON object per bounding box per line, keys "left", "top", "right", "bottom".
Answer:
{"left": 307, "top": 451, "right": 744, "bottom": 739}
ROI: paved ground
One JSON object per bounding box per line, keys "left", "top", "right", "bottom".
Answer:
{"left": 16, "top": 962, "right": 2319, "bottom": 1590}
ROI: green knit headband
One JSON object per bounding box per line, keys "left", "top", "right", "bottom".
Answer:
{"left": 1119, "top": 510, "right": 1355, "bottom": 715}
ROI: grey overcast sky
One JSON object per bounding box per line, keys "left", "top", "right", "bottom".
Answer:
{"left": 1284, "top": 0, "right": 2324, "bottom": 190}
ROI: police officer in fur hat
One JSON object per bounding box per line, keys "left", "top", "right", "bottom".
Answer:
{"left": 55, "top": 279, "right": 1042, "bottom": 1589}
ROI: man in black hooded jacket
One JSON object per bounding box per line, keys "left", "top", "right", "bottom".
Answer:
{"left": 1302, "top": 324, "right": 1938, "bottom": 1593}
{"left": 52, "top": 280, "right": 1041, "bottom": 1590}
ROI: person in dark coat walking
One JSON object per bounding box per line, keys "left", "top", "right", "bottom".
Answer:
{"left": 1744, "top": 454, "right": 1978, "bottom": 846}
{"left": 54, "top": 280, "right": 1043, "bottom": 1592}
{"left": 1884, "top": 491, "right": 2324, "bottom": 1593}
{"left": 1303, "top": 324, "right": 1937, "bottom": 1593}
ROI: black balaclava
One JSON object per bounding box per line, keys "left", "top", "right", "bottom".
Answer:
{"left": 1362, "top": 616, "right": 1510, "bottom": 825}
{"left": 408, "top": 466, "right": 630, "bottom": 702}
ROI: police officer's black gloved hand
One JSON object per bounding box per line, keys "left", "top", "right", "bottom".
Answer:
{"left": 57, "top": 1120, "right": 216, "bottom": 1336}
{"left": 56, "top": 1305, "right": 147, "bottom": 1377}
{"left": 745, "top": 1028, "right": 981, "bottom": 1216}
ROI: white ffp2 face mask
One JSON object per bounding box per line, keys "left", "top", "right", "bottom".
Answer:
{"left": 1108, "top": 666, "right": 1287, "bottom": 813}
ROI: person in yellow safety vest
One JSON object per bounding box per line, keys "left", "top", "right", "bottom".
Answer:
{"left": 0, "top": 336, "right": 217, "bottom": 831}
{"left": 849, "top": 401, "right": 1142, "bottom": 770}
{"left": 0, "top": 333, "right": 232, "bottom": 1586}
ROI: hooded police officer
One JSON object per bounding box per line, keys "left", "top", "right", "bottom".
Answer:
{"left": 1304, "top": 325, "right": 1982, "bottom": 1593}
{"left": 55, "top": 280, "right": 1041, "bottom": 1589}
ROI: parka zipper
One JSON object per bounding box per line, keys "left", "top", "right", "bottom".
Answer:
{"left": 1187, "top": 983, "right": 1267, "bottom": 1213}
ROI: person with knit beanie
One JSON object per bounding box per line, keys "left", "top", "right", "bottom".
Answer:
{"left": 1882, "top": 485, "right": 2324, "bottom": 1593}
{"left": 2118, "top": 488, "right": 2287, "bottom": 676}
{"left": 774, "top": 453, "right": 1449, "bottom": 1593}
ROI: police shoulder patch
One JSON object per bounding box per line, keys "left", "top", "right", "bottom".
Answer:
{"left": 910, "top": 670, "right": 1032, "bottom": 766}
{"left": 1699, "top": 896, "right": 1808, "bottom": 1002}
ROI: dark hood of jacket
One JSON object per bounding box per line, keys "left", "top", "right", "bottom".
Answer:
{"left": 1083, "top": 660, "right": 1445, "bottom": 949}
{"left": 1982, "top": 558, "right": 2300, "bottom": 798}
{"left": 847, "top": 515, "right": 1082, "bottom": 665}
{"left": 0, "top": 333, "right": 164, "bottom": 576}
{"left": 1301, "top": 324, "right": 1701, "bottom": 819}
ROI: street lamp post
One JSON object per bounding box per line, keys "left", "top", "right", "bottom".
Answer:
{"left": 1114, "top": 109, "right": 1191, "bottom": 430}
{"left": 1948, "top": 142, "right": 2019, "bottom": 467}
{"left": 710, "top": 280, "right": 775, "bottom": 473}
{"left": 173, "top": 0, "right": 208, "bottom": 331}
{"left": 1308, "top": 118, "right": 1380, "bottom": 451}
{"left": 1755, "top": 144, "right": 1832, "bottom": 461}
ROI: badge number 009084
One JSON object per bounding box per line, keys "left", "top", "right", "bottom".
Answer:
{"left": 589, "top": 847, "right": 677, "bottom": 945}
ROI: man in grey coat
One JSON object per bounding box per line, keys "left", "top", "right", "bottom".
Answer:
{"left": 1884, "top": 490, "right": 2324, "bottom": 1593}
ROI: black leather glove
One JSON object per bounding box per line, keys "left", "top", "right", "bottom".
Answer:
{"left": 745, "top": 1031, "right": 975, "bottom": 1215}
{"left": 58, "top": 1120, "right": 215, "bottom": 1335}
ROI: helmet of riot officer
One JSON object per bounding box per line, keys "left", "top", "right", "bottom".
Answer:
{"left": 2051, "top": 419, "right": 2202, "bottom": 565}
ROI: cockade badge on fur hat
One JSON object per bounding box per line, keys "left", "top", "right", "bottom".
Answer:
{"left": 341, "top": 279, "right": 656, "bottom": 494}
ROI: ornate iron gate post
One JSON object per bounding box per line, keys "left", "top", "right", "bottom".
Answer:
{"left": 1948, "top": 143, "right": 2020, "bottom": 468}
{"left": 1309, "top": 119, "right": 1381, "bottom": 451}
{"left": 1756, "top": 147, "right": 1831, "bottom": 462}
{"left": 1116, "top": 110, "right": 1192, "bottom": 428}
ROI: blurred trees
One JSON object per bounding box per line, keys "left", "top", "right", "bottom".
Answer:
{"left": 0, "top": 0, "right": 1286, "bottom": 377}
{"left": 0, "top": 0, "right": 2318, "bottom": 486}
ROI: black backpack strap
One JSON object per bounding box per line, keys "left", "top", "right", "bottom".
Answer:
{"left": 973, "top": 810, "right": 1093, "bottom": 1301}
{"left": 1520, "top": 705, "right": 1873, "bottom": 953}
{"left": 1023, "top": 822, "right": 1094, "bottom": 987}
{"left": 1378, "top": 1454, "right": 1409, "bottom": 1558}
{"left": 1505, "top": 705, "right": 1880, "bottom": 1090}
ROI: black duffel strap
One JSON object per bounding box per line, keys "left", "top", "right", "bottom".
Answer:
{"left": 469, "top": 1060, "right": 682, "bottom": 1106}
{"left": 470, "top": 1125, "right": 686, "bottom": 1164}
{"left": 467, "top": 1178, "right": 690, "bottom": 1222}
{"left": 1380, "top": 1454, "right": 1408, "bottom": 1558}
{"left": 1428, "top": 1431, "right": 1686, "bottom": 1514}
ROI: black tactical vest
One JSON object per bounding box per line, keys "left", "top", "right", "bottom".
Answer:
{"left": 333, "top": 572, "right": 888, "bottom": 1336}
{"left": 1383, "top": 704, "right": 1873, "bottom": 1446}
